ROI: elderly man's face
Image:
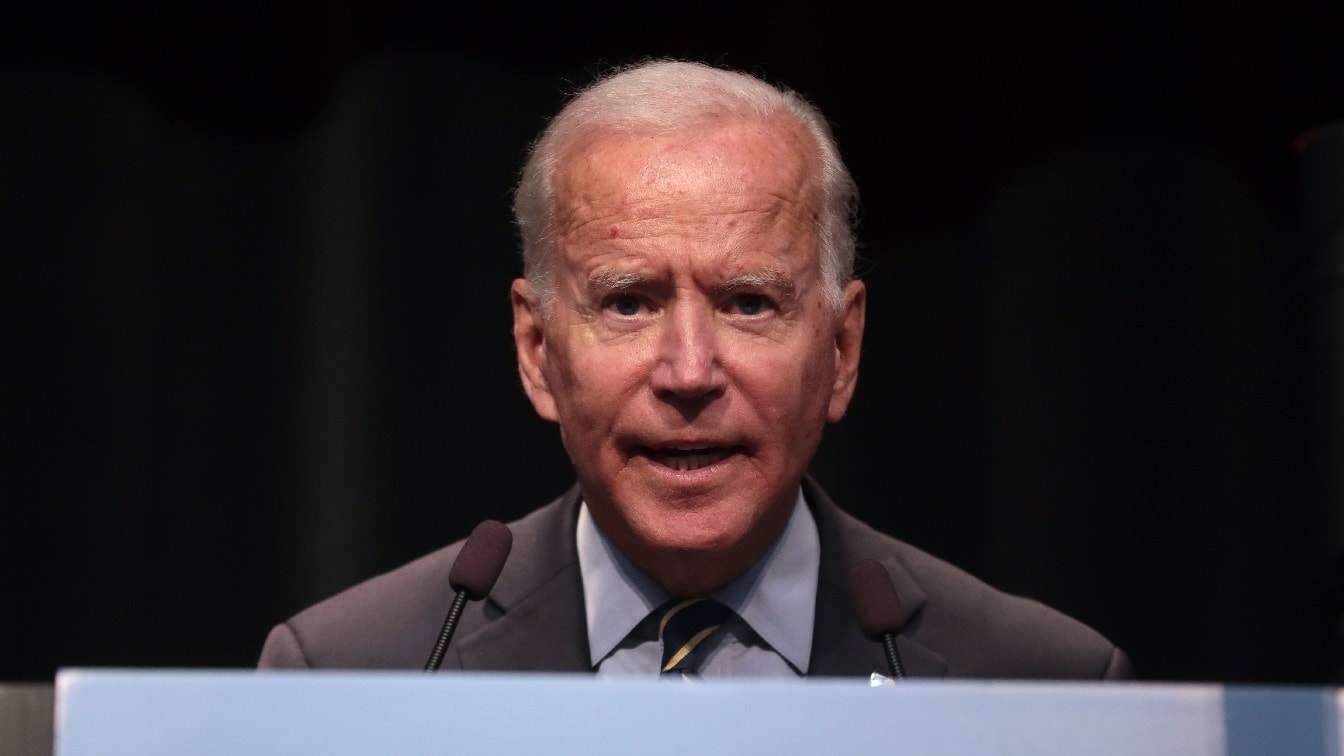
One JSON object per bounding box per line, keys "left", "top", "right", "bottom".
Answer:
{"left": 512, "top": 116, "right": 864, "bottom": 595}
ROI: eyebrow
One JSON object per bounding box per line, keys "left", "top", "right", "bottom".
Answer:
{"left": 585, "top": 266, "right": 797, "bottom": 298}
{"left": 588, "top": 269, "right": 652, "bottom": 294}
{"left": 716, "top": 268, "right": 795, "bottom": 298}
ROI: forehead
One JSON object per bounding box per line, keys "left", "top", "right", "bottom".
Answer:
{"left": 553, "top": 116, "right": 820, "bottom": 230}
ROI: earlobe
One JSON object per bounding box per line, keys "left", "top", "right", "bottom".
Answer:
{"left": 827, "top": 280, "right": 866, "bottom": 423}
{"left": 512, "top": 279, "right": 560, "bottom": 422}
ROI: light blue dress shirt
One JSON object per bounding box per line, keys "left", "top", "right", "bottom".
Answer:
{"left": 576, "top": 489, "right": 820, "bottom": 677}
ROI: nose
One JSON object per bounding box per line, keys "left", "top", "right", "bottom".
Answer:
{"left": 649, "top": 303, "right": 727, "bottom": 401}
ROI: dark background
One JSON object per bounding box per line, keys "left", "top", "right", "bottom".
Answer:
{"left": 6, "top": 1, "right": 1344, "bottom": 683}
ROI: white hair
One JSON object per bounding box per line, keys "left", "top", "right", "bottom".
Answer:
{"left": 513, "top": 60, "right": 859, "bottom": 316}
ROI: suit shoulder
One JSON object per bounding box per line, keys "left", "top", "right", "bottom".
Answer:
{"left": 263, "top": 541, "right": 465, "bottom": 670}
{"left": 814, "top": 495, "right": 1129, "bottom": 679}
{"left": 260, "top": 491, "right": 579, "bottom": 670}
{"left": 891, "top": 537, "right": 1128, "bottom": 679}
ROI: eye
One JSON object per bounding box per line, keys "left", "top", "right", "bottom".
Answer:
{"left": 728, "top": 293, "right": 771, "bottom": 316}
{"left": 608, "top": 294, "right": 644, "bottom": 317}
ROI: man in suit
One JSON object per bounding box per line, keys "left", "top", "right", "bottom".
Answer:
{"left": 259, "top": 60, "right": 1132, "bottom": 680}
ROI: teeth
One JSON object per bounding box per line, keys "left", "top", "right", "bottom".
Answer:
{"left": 651, "top": 447, "right": 733, "bottom": 471}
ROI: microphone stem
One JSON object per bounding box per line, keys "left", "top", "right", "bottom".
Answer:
{"left": 882, "top": 633, "right": 906, "bottom": 679}
{"left": 425, "top": 590, "right": 469, "bottom": 672}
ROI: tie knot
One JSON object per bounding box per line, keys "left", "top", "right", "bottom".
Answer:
{"left": 658, "top": 598, "right": 732, "bottom": 675}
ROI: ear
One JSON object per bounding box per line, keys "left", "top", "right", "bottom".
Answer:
{"left": 512, "top": 278, "right": 560, "bottom": 422}
{"left": 827, "top": 279, "right": 866, "bottom": 423}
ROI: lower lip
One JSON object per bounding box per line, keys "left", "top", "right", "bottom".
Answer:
{"left": 636, "top": 449, "right": 743, "bottom": 478}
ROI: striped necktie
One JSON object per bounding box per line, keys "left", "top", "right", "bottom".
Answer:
{"left": 658, "top": 598, "right": 732, "bottom": 676}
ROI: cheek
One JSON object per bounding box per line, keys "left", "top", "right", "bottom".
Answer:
{"left": 740, "top": 351, "right": 826, "bottom": 415}
{"left": 549, "top": 341, "right": 649, "bottom": 425}
{"left": 761, "top": 339, "right": 836, "bottom": 417}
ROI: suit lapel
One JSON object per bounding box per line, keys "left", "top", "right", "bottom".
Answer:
{"left": 805, "top": 477, "right": 948, "bottom": 678}
{"left": 453, "top": 487, "right": 593, "bottom": 673}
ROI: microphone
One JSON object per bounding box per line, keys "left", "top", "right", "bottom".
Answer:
{"left": 424, "top": 520, "right": 513, "bottom": 671}
{"left": 848, "top": 559, "right": 907, "bottom": 679}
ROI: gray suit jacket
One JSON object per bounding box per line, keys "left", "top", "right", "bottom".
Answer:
{"left": 259, "top": 479, "right": 1132, "bottom": 679}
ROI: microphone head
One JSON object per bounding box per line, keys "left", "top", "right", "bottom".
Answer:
{"left": 448, "top": 520, "right": 513, "bottom": 600}
{"left": 848, "top": 559, "right": 906, "bottom": 640}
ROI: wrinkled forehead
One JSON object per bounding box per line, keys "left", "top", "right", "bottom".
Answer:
{"left": 552, "top": 115, "right": 823, "bottom": 223}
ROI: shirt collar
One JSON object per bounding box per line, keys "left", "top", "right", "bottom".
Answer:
{"left": 576, "top": 503, "right": 669, "bottom": 666}
{"left": 577, "top": 489, "right": 820, "bottom": 673}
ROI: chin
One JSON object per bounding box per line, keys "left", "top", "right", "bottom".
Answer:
{"left": 637, "top": 508, "right": 759, "bottom": 555}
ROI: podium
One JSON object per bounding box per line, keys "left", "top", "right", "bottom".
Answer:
{"left": 53, "top": 670, "right": 1341, "bottom": 755}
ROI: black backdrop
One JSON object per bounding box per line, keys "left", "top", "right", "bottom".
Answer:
{"left": 6, "top": 1, "right": 1344, "bottom": 683}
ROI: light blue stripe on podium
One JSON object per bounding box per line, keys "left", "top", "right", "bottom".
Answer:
{"left": 54, "top": 670, "right": 1341, "bottom": 755}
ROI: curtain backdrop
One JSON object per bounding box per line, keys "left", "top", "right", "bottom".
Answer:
{"left": 5, "top": 4, "right": 1341, "bottom": 682}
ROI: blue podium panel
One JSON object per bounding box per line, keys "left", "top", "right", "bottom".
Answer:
{"left": 54, "top": 670, "right": 1340, "bottom": 756}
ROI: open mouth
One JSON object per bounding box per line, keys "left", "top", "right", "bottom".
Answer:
{"left": 637, "top": 445, "right": 740, "bottom": 472}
